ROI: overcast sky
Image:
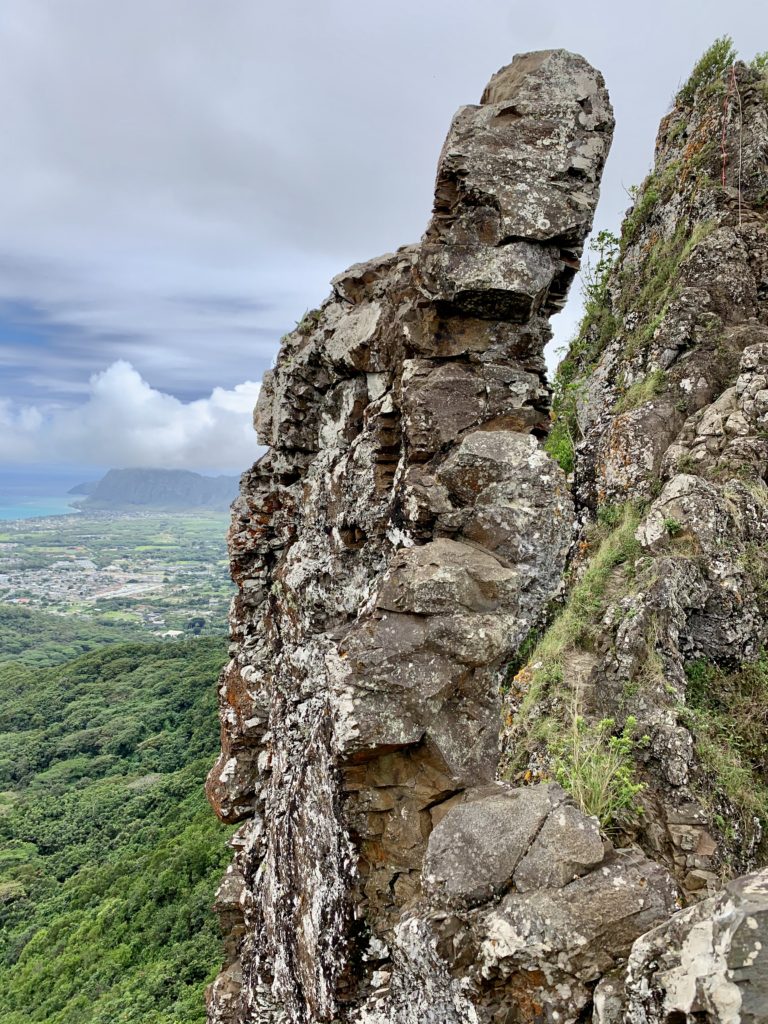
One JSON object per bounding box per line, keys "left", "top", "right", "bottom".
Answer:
{"left": 0, "top": 0, "right": 766, "bottom": 474}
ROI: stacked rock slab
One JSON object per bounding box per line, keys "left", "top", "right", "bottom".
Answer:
{"left": 203, "top": 50, "right": 686, "bottom": 1024}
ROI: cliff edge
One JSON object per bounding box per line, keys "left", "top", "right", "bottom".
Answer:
{"left": 207, "top": 42, "right": 768, "bottom": 1024}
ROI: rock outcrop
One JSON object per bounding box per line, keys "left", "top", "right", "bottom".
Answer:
{"left": 595, "top": 868, "right": 768, "bottom": 1024}
{"left": 207, "top": 42, "right": 768, "bottom": 1024}
{"left": 206, "top": 49, "right": 634, "bottom": 1024}
{"left": 503, "top": 51, "right": 768, "bottom": 913}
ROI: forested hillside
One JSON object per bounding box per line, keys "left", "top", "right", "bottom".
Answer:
{"left": 0, "top": 637, "right": 232, "bottom": 1024}
{"left": 0, "top": 605, "right": 142, "bottom": 667}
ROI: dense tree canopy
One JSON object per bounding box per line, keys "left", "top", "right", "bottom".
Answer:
{"left": 0, "top": 636, "right": 232, "bottom": 1024}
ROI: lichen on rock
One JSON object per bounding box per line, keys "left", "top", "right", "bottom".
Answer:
{"left": 207, "top": 40, "right": 768, "bottom": 1024}
{"left": 505, "top": 38, "right": 768, "bottom": 962}
{"left": 205, "top": 48, "right": 627, "bottom": 1024}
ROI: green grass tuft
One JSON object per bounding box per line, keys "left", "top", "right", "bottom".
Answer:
{"left": 615, "top": 369, "right": 667, "bottom": 414}
{"left": 507, "top": 503, "right": 643, "bottom": 741}
{"left": 682, "top": 653, "right": 768, "bottom": 842}
{"left": 677, "top": 36, "right": 737, "bottom": 106}
{"left": 553, "top": 707, "right": 646, "bottom": 831}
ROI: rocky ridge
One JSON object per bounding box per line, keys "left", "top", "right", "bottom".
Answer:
{"left": 207, "top": 45, "right": 768, "bottom": 1024}
{"left": 73, "top": 468, "right": 240, "bottom": 511}
{"left": 505, "top": 49, "right": 768, "bottom": 885}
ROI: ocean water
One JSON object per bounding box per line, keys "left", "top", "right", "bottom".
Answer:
{"left": 0, "top": 468, "right": 95, "bottom": 522}
{"left": 0, "top": 496, "right": 79, "bottom": 522}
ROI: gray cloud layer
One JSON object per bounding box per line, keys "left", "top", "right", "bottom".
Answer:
{"left": 0, "top": 0, "right": 766, "bottom": 467}
{"left": 0, "top": 361, "right": 262, "bottom": 472}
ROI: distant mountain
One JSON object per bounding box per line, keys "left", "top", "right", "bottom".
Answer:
{"left": 74, "top": 468, "right": 239, "bottom": 511}
{"left": 68, "top": 479, "right": 99, "bottom": 496}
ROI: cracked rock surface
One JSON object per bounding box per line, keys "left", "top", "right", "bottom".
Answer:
{"left": 205, "top": 49, "right": 629, "bottom": 1024}
{"left": 206, "top": 46, "right": 768, "bottom": 1024}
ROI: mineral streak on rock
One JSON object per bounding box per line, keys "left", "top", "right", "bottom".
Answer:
{"left": 206, "top": 49, "right": 627, "bottom": 1024}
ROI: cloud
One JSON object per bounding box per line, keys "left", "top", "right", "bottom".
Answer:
{"left": 0, "top": 361, "right": 262, "bottom": 472}
{"left": 0, "top": 0, "right": 765, "bottom": 414}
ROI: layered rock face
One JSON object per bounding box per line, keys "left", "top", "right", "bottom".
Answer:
{"left": 504, "top": 56, "right": 768, "bottom": 889}
{"left": 203, "top": 50, "right": 661, "bottom": 1024}
{"left": 208, "top": 46, "right": 768, "bottom": 1024}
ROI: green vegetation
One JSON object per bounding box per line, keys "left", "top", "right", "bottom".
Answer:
{"left": 547, "top": 36, "right": 752, "bottom": 459}
{"left": 614, "top": 369, "right": 667, "bottom": 415}
{"left": 543, "top": 418, "right": 575, "bottom": 476}
{"left": 545, "top": 231, "right": 619, "bottom": 472}
{"left": 0, "top": 638, "right": 232, "bottom": 1024}
{"left": 0, "top": 605, "right": 141, "bottom": 668}
{"left": 676, "top": 36, "right": 737, "bottom": 106}
{"left": 739, "top": 541, "right": 768, "bottom": 614}
{"left": 296, "top": 308, "right": 323, "bottom": 335}
{"left": 618, "top": 152, "right": 716, "bottom": 253}
{"left": 620, "top": 220, "right": 716, "bottom": 359}
{"left": 663, "top": 517, "right": 684, "bottom": 537}
{"left": 682, "top": 653, "right": 768, "bottom": 842}
{"left": 569, "top": 228, "right": 619, "bottom": 369}
{"left": 512, "top": 502, "right": 642, "bottom": 717}
{"left": 505, "top": 504, "right": 649, "bottom": 832}
{"left": 620, "top": 175, "right": 663, "bottom": 250}
{"left": 553, "top": 708, "right": 646, "bottom": 831}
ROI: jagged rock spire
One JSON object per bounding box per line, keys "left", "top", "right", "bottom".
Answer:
{"left": 205, "top": 51, "right": 644, "bottom": 1024}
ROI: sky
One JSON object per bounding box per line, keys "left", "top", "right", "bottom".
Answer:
{"left": 0, "top": 0, "right": 766, "bottom": 476}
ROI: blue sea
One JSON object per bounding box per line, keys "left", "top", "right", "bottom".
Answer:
{"left": 0, "top": 496, "right": 79, "bottom": 521}
{"left": 0, "top": 468, "right": 99, "bottom": 522}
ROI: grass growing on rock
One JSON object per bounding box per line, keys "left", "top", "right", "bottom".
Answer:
{"left": 676, "top": 36, "right": 737, "bottom": 107}
{"left": 544, "top": 417, "right": 575, "bottom": 475}
{"left": 681, "top": 653, "right": 768, "bottom": 840}
{"left": 504, "top": 504, "right": 647, "bottom": 834}
{"left": 620, "top": 219, "right": 716, "bottom": 359}
{"left": 512, "top": 502, "right": 642, "bottom": 711}
{"left": 552, "top": 703, "right": 647, "bottom": 831}
{"left": 614, "top": 369, "right": 667, "bottom": 414}
{"left": 544, "top": 232, "right": 619, "bottom": 472}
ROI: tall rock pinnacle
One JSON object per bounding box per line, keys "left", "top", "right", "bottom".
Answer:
{"left": 206, "top": 50, "right": 635, "bottom": 1024}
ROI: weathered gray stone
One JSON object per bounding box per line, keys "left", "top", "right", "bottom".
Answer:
{"left": 207, "top": 48, "right": 613, "bottom": 1024}
{"left": 596, "top": 869, "right": 768, "bottom": 1024}
{"left": 479, "top": 848, "right": 677, "bottom": 1021}
{"left": 430, "top": 49, "right": 613, "bottom": 248}
{"left": 420, "top": 242, "right": 557, "bottom": 321}
{"left": 514, "top": 800, "right": 605, "bottom": 891}
{"left": 377, "top": 539, "right": 521, "bottom": 616}
{"left": 423, "top": 783, "right": 567, "bottom": 907}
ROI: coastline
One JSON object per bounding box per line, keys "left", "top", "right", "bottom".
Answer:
{"left": 0, "top": 497, "right": 80, "bottom": 522}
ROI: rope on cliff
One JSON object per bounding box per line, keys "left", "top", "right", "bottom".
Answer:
{"left": 721, "top": 65, "right": 744, "bottom": 225}
{"left": 733, "top": 66, "right": 744, "bottom": 227}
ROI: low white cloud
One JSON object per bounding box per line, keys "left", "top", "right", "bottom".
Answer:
{"left": 0, "top": 361, "right": 262, "bottom": 472}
